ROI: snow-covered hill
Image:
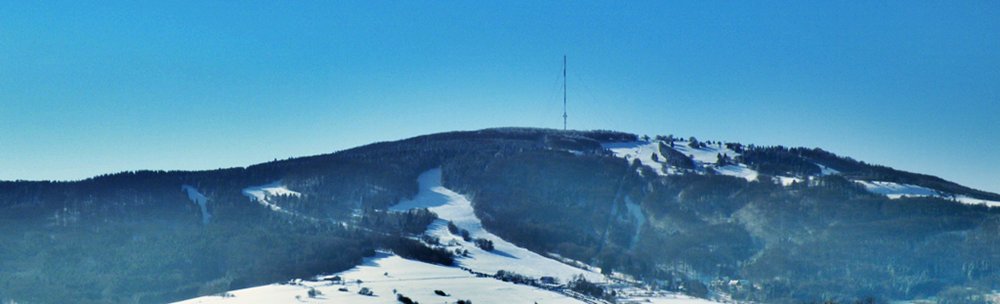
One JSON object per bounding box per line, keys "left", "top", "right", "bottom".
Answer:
{"left": 178, "top": 251, "right": 717, "bottom": 304}
{"left": 9, "top": 128, "right": 1000, "bottom": 304}
{"left": 603, "top": 141, "right": 759, "bottom": 181}
{"left": 604, "top": 139, "right": 1000, "bottom": 208}
{"left": 390, "top": 169, "right": 604, "bottom": 283}
{"left": 177, "top": 252, "right": 585, "bottom": 304}
{"left": 178, "top": 169, "right": 721, "bottom": 304}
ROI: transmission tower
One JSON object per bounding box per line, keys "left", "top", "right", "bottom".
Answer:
{"left": 562, "top": 55, "right": 567, "bottom": 130}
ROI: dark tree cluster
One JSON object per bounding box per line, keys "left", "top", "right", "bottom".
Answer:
{"left": 736, "top": 145, "right": 822, "bottom": 177}
{"left": 658, "top": 142, "right": 696, "bottom": 169}
{"left": 568, "top": 275, "right": 607, "bottom": 299}
{"left": 380, "top": 236, "right": 454, "bottom": 266}
{"left": 474, "top": 238, "right": 494, "bottom": 251}
{"left": 396, "top": 293, "right": 418, "bottom": 304}
{"left": 447, "top": 221, "right": 474, "bottom": 241}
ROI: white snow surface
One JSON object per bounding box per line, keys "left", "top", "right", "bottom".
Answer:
{"left": 624, "top": 197, "right": 646, "bottom": 249}
{"left": 602, "top": 141, "right": 669, "bottom": 175}
{"left": 816, "top": 163, "right": 840, "bottom": 176}
{"left": 242, "top": 182, "right": 301, "bottom": 212}
{"left": 670, "top": 141, "right": 740, "bottom": 165}
{"left": 181, "top": 185, "right": 211, "bottom": 224}
{"left": 855, "top": 180, "right": 940, "bottom": 199}
{"left": 955, "top": 195, "right": 1000, "bottom": 208}
{"left": 856, "top": 180, "right": 1000, "bottom": 208}
{"left": 604, "top": 140, "right": 759, "bottom": 182}
{"left": 713, "top": 164, "right": 759, "bottom": 182}
{"left": 390, "top": 169, "right": 605, "bottom": 282}
{"left": 775, "top": 176, "right": 803, "bottom": 186}
{"left": 614, "top": 285, "right": 722, "bottom": 304}
{"left": 604, "top": 140, "right": 998, "bottom": 208}
{"left": 176, "top": 252, "right": 585, "bottom": 304}
{"left": 621, "top": 296, "right": 722, "bottom": 304}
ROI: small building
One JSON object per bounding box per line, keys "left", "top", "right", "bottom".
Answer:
{"left": 540, "top": 276, "right": 559, "bottom": 285}
{"left": 324, "top": 275, "right": 342, "bottom": 284}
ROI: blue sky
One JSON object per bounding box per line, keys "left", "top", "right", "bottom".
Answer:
{"left": 2, "top": 1, "right": 998, "bottom": 193}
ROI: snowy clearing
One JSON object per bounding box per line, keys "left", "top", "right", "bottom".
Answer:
{"left": 670, "top": 141, "right": 740, "bottom": 165}
{"left": 713, "top": 164, "right": 759, "bottom": 182}
{"left": 775, "top": 176, "right": 803, "bottom": 186}
{"left": 855, "top": 180, "right": 940, "bottom": 199}
{"left": 816, "top": 163, "right": 840, "bottom": 176}
{"left": 856, "top": 180, "right": 1000, "bottom": 208}
{"left": 602, "top": 141, "right": 669, "bottom": 175}
{"left": 604, "top": 140, "right": 758, "bottom": 182}
{"left": 955, "top": 195, "right": 1000, "bottom": 208}
{"left": 181, "top": 185, "right": 211, "bottom": 224}
{"left": 176, "top": 252, "right": 585, "bottom": 304}
{"left": 624, "top": 197, "right": 646, "bottom": 249}
{"left": 620, "top": 296, "right": 724, "bottom": 304}
{"left": 242, "top": 182, "right": 301, "bottom": 212}
{"left": 390, "top": 169, "right": 605, "bottom": 282}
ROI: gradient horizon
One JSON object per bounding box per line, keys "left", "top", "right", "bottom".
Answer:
{"left": 2, "top": 1, "right": 998, "bottom": 193}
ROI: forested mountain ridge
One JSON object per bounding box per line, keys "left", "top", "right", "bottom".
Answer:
{"left": 1, "top": 127, "right": 998, "bottom": 304}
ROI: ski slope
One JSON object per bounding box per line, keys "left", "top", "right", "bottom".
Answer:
{"left": 390, "top": 169, "right": 605, "bottom": 282}
{"left": 242, "top": 182, "right": 301, "bottom": 212}
{"left": 816, "top": 163, "right": 840, "bottom": 176}
{"left": 624, "top": 197, "right": 646, "bottom": 249}
{"left": 181, "top": 185, "right": 211, "bottom": 224}
{"left": 713, "top": 164, "right": 759, "bottom": 182}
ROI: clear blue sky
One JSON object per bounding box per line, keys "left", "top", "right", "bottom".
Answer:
{"left": 2, "top": 1, "right": 998, "bottom": 193}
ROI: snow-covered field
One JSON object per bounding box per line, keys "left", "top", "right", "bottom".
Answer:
{"left": 177, "top": 252, "right": 585, "bottom": 304}
{"left": 242, "top": 182, "right": 301, "bottom": 212}
{"left": 603, "top": 141, "right": 1000, "bottom": 208}
{"left": 774, "top": 176, "right": 803, "bottom": 186}
{"left": 620, "top": 294, "right": 721, "bottom": 304}
{"left": 855, "top": 180, "right": 940, "bottom": 199}
{"left": 713, "top": 164, "right": 758, "bottom": 182}
{"left": 181, "top": 185, "right": 211, "bottom": 223}
{"left": 670, "top": 141, "right": 740, "bottom": 165}
{"left": 955, "top": 195, "right": 1000, "bottom": 208}
{"left": 604, "top": 140, "right": 1000, "bottom": 210}
{"left": 390, "top": 169, "right": 605, "bottom": 282}
{"left": 856, "top": 180, "right": 1000, "bottom": 207}
{"left": 603, "top": 140, "right": 759, "bottom": 182}
{"left": 603, "top": 141, "right": 670, "bottom": 175}
{"left": 178, "top": 251, "right": 718, "bottom": 304}
{"left": 816, "top": 164, "right": 840, "bottom": 176}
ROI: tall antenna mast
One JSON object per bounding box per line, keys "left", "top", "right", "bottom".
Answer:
{"left": 562, "top": 55, "right": 567, "bottom": 131}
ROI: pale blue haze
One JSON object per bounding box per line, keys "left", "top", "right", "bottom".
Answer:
{"left": 1, "top": 1, "right": 998, "bottom": 193}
